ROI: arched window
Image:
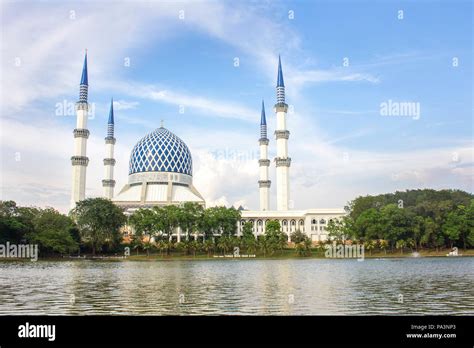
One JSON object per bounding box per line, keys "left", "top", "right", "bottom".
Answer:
{"left": 257, "top": 220, "right": 262, "bottom": 226}
{"left": 312, "top": 219, "right": 316, "bottom": 224}
{"left": 299, "top": 219, "right": 304, "bottom": 225}
{"left": 241, "top": 220, "right": 245, "bottom": 225}
{"left": 282, "top": 220, "right": 288, "bottom": 226}
{"left": 320, "top": 219, "right": 326, "bottom": 224}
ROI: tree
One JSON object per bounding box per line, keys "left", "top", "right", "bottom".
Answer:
{"left": 379, "top": 240, "right": 389, "bottom": 254}
{"left": 217, "top": 235, "right": 232, "bottom": 254}
{"left": 0, "top": 201, "right": 38, "bottom": 244}
{"left": 29, "top": 208, "right": 78, "bottom": 255}
{"left": 327, "top": 218, "right": 350, "bottom": 243}
{"left": 295, "top": 237, "right": 312, "bottom": 257}
{"left": 443, "top": 204, "right": 471, "bottom": 249}
{"left": 129, "top": 208, "right": 159, "bottom": 253}
{"left": 178, "top": 202, "right": 203, "bottom": 241}
{"left": 264, "top": 220, "right": 287, "bottom": 255}
{"left": 71, "top": 198, "right": 126, "bottom": 255}
{"left": 353, "top": 208, "right": 384, "bottom": 242}
{"left": 257, "top": 236, "right": 270, "bottom": 257}
{"left": 396, "top": 240, "right": 406, "bottom": 255}
{"left": 241, "top": 222, "right": 257, "bottom": 254}
{"left": 290, "top": 229, "right": 307, "bottom": 244}
{"left": 202, "top": 239, "right": 215, "bottom": 257}
{"left": 364, "top": 240, "right": 376, "bottom": 256}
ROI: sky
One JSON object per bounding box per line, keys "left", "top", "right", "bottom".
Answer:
{"left": 0, "top": 0, "right": 472, "bottom": 213}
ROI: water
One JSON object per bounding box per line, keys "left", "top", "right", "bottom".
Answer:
{"left": 0, "top": 258, "right": 472, "bottom": 315}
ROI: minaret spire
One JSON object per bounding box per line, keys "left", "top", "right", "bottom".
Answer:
{"left": 103, "top": 98, "right": 116, "bottom": 199}
{"left": 276, "top": 55, "right": 286, "bottom": 104}
{"left": 274, "top": 55, "right": 291, "bottom": 213}
{"left": 107, "top": 98, "right": 114, "bottom": 137}
{"left": 277, "top": 55, "right": 285, "bottom": 87}
{"left": 70, "top": 51, "right": 90, "bottom": 209}
{"left": 260, "top": 100, "right": 267, "bottom": 137}
{"left": 258, "top": 99, "right": 271, "bottom": 211}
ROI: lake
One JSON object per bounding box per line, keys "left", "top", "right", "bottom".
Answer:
{"left": 0, "top": 257, "right": 472, "bottom": 315}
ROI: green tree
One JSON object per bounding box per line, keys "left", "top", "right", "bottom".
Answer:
{"left": 0, "top": 201, "right": 38, "bottom": 244}
{"left": 443, "top": 204, "right": 471, "bottom": 249}
{"left": 327, "top": 218, "right": 351, "bottom": 243}
{"left": 71, "top": 198, "right": 126, "bottom": 255}
{"left": 396, "top": 240, "right": 406, "bottom": 255}
{"left": 363, "top": 240, "right": 376, "bottom": 256}
{"left": 264, "top": 220, "right": 287, "bottom": 255}
{"left": 178, "top": 202, "right": 203, "bottom": 241}
{"left": 379, "top": 239, "right": 389, "bottom": 254}
{"left": 217, "top": 235, "right": 232, "bottom": 254}
{"left": 29, "top": 208, "right": 78, "bottom": 255}
{"left": 290, "top": 229, "right": 307, "bottom": 244}
{"left": 202, "top": 239, "right": 215, "bottom": 257}
{"left": 129, "top": 208, "right": 158, "bottom": 247}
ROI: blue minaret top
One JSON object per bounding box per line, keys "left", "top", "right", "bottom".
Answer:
{"left": 107, "top": 98, "right": 114, "bottom": 138}
{"left": 108, "top": 98, "right": 114, "bottom": 124}
{"left": 80, "top": 52, "right": 88, "bottom": 86}
{"left": 78, "top": 51, "right": 89, "bottom": 103}
{"left": 260, "top": 100, "right": 268, "bottom": 139}
{"left": 277, "top": 55, "right": 285, "bottom": 87}
{"left": 260, "top": 100, "right": 267, "bottom": 125}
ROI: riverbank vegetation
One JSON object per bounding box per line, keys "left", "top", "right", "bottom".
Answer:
{"left": 328, "top": 189, "right": 474, "bottom": 254}
{"left": 0, "top": 189, "right": 472, "bottom": 259}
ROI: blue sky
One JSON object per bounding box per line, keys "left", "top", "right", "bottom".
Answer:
{"left": 1, "top": 0, "right": 472, "bottom": 212}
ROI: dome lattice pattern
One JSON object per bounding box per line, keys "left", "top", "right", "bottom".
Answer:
{"left": 129, "top": 127, "right": 193, "bottom": 176}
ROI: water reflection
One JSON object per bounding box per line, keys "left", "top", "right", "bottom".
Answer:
{"left": 0, "top": 258, "right": 472, "bottom": 315}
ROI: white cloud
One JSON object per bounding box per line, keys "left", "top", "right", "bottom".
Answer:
{"left": 113, "top": 100, "right": 139, "bottom": 111}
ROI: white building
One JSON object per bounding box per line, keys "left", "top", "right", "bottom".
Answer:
{"left": 70, "top": 53, "right": 344, "bottom": 241}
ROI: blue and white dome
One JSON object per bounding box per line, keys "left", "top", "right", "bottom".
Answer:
{"left": 129, "top": 127, "right": 193, "bottom": 176}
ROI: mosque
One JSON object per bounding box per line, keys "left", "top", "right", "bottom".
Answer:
{"left": 70, "top": 53, "right": 345, "bottom": 242}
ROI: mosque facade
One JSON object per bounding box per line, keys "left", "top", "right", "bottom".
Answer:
{"left": 70, "top": 53, "right": 345, "bottom": 242}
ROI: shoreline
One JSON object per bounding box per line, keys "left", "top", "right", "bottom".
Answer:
{"left": 1, "top": 249, "right": 473, "bottom": 262}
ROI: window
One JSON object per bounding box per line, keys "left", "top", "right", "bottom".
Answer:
{"left": 312, "top": 219, "right": 316, "bottom": 224}
{"left": 320, "top": 219, "right": 326, "bottom": 224}
{"left": 291, "top": 220, "right": 296, "bottom": 226}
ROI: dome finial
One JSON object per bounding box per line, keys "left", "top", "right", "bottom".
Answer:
{"left": 160, "top": 119, "right": 164, "bottom": 128}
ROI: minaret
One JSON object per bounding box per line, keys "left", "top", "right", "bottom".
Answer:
{"left": 274, "top": 55, "right": 291, "bottom": 211}
{"left": 258, "top": 100, "right": 271, "bottom": 211}
{"left": 102, "top": 99, "right": 116, "bottom": 199}
{"left": 70, "top": 52, "right": 90, "bottom": 209}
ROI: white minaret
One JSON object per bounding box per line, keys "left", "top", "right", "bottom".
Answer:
{"left": 258, "top": 100, "right": 271, "bottom": 210}
{"left": 274, "top": 55, "right": 291, "bottom": 211}
{"left": 102, "top": 99, "right": 116, "bottom": 199}
{"left": 70, "top": 52, "right": 90, "bottom": 209}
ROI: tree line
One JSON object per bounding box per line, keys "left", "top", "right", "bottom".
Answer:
{"left": 326, "top": 189, "right": 474, "bottom": 253}
{"left": 1, "top": 189, "right": 472, "bottom": 258}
